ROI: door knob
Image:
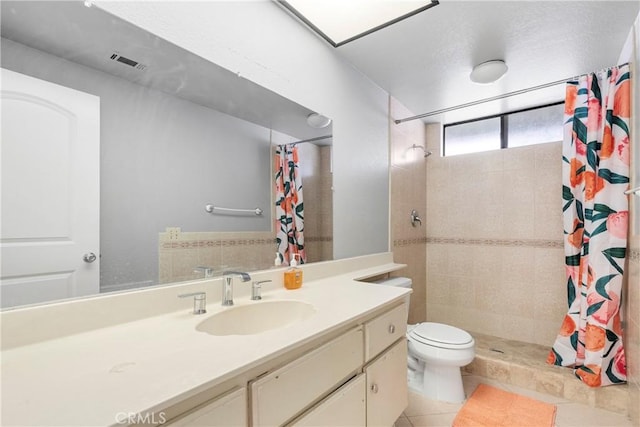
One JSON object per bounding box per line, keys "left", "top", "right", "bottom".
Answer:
{"left": 83, "top": 252, "right": 97, "bottom": 263}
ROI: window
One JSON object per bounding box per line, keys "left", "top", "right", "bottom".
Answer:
{"left": 443, "top": 102, "right": 564, "bottom": 156}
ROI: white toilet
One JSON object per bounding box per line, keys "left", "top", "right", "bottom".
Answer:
{"left": 373, "top": 277, "right": 475, "bottom": 403}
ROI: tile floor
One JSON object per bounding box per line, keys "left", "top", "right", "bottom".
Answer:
{"left": 394, "top": 373, "right": 635, "bottom": 427}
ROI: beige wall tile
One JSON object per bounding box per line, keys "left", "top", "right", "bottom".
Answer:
{"left": 563, "top": 377, "right": 596, "bottom": 406}
{"left": 508, "top": 364, "right": 538, "bottom": 389}
{"left": 628, "top": 381, "right": 640, "bottom": 424}
{"left": 463, "top": 308, "right": 504, "bottom": 337}
{"left": 594, "top": 383, "right": 629, "bottom": 414}
{"left": 534, "top": 319, "right": 564, "bottom": 347}
{"left": 424, "top": 121, "right": 570, "bottom": 345}
{"left": 534, "top": 142, "right": 562, "bottom": 171}
{"left": 500, "top": 315, "right": 535, "bottom": 343}
{"left": 535, "top": 368, "right": 565, "bottom": 397}
{"left": 503, "top": 146, "right": 535, "bottom": 172}
{"left": 485, "top": 359, "right": 512, "bottom": 383}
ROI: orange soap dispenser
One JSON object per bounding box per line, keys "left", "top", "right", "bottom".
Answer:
{"left": 284, "top": 254, "right": 303, "bottom": 290}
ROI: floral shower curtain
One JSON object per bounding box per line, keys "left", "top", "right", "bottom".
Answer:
{"left": 547, "top": 64, "right": 631, "bottom": 387}
{"left": 275, "top": 144, "right": 306, "bottom": 265}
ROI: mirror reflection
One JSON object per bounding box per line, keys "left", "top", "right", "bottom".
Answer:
{"left": 0, "top": 1, "right": 333, "bottom": 308}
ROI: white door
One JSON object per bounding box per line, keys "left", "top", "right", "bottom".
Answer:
{"left": 1, "top": 68, "right": 100, "bottom": 308}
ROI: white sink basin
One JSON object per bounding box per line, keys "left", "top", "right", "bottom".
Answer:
{"left": 196, "top": 300, "right": 316, "bottom": 336}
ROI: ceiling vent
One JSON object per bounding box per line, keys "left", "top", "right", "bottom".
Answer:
{"left": 109, "top": 53, "right": 147, "bottom": 71}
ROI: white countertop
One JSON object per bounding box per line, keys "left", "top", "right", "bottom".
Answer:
{"left": 1, "top": 268, "right": 409, "bottom": 426}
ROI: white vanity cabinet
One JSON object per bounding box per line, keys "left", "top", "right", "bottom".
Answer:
{"left": 365, "top": 339, "right": 408, "bottom": 426}
{"left": 166, "top": 387, "right": 247, "bottom": 426}
{"left": 364, "top": 303, "right": 407, "bottom": 362}
{"left": 251, "top": 326, "right": 364, "bottom": 426}
{"left": 364, "top": 303, "right": 408, "bottom": 426}
{"left": 164, "top": 302, "right": 408, "bottom": 427}
{"left": 289, "top": 303, "right": 408, "bottom": 427}
{"left": 290, "top": 374, "right": 366, "bottom": 426}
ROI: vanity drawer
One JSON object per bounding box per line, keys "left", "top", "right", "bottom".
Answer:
{"left": 251, "top": 326, "right": 364, "bottom": 427}
{"left": 364, "top": 303, "right": 406, "bottom": 361}
{"left": 289, "top": 373, "right": 366, "bottom": 426}
{"left": 166, "top": 386, "right": 246, "bottom": 426}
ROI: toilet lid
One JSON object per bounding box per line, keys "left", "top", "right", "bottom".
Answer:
{"left": 409, "top": 322, "right": 473, "bottom": 348}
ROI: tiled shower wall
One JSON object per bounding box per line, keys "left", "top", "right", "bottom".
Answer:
{"left": 388, "top": 16, "right": 640, "bottom": 416}
{"left": 298, "top": 144, "right": 334, "bottom": 264}
{"left": 389, "top": 97, "right": 427, "bottom": 324}
{"left": 389, "top": 97, "right": 566, "bottom": 339}
{"left": 158, "top": 145, "right": 333, "bottom": 283}
{"left": 424, "top": 126, "right": 567, "bottom": 347}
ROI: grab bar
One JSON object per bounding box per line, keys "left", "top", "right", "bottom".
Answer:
{"left": 205, "top": 204, "right": 263, "bottom": 216}
{"left": 624, "top": 186, "right": 640, "bottom": 196}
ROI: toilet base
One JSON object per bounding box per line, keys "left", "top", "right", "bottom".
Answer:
{"left": 407, "top": 364, "right": 466, "bottom": 404}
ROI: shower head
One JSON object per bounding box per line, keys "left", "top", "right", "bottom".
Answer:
{"left": 411, "top": 144, "right": 432, "bottom": 158}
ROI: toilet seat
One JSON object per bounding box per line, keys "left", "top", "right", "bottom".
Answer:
{"left": 408, "top": 322, "right": 474, "bottom": 350}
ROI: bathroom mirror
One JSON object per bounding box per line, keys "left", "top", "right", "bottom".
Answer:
{"left": 0, "top": 1, "right": 333, "bottom": 308}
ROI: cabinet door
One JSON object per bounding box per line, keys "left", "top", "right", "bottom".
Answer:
{"left": 291, "top": 374, "right": 366, "bottom": 427}
{"left": 365, "top": 339, "right": 408, "bottom": 427}
{"left": 251, "top": 327, "right": 363, "bottom": 426}
{"left": 167, "top": 387, "right": 246, "bottom": 427}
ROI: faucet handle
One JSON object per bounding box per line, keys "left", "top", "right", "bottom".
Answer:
{"left": 222, "top": 271, "right": 251, "bottom": 282}
{"left": 193, "top": 266, "right": 214, "bottom": 278}
{"left": 251, "top": 280, "right": 272, "bottom": 300}
{"left": 178, "top": 292, "right": 207, "bottom": 314}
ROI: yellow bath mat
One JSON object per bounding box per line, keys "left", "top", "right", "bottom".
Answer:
{"left": 452, "top": 383, "right": 557, "bottom": 427}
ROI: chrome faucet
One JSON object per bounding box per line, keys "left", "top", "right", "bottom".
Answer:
{"left": 221, "top": 271, "right": 251, "bottom": 306}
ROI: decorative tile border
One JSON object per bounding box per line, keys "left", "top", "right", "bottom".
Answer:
{"left": 160, "top": 236, "right": 332, "bottom": 250}
{"left": 393, "top": 237, "right": 428, "bottom": 247}
{"left": 307, "top": 236, "right": 333, "bottom": 242}
{"left": 394, "top": 237, "right": 563, "bottom": 249}
{"left": 160, "top": 238, "right": 276, "bottom": 250}
{"left": 395, "top": 237, "right": 639, "bottom": 261}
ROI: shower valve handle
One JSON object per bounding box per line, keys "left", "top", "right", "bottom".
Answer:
{"left": 410, "top": 209, "right": 422, "bottom": 227}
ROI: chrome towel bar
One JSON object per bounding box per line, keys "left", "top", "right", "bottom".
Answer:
{"left": 205, "top": 204, "right": 263, "bottom": 216}
{"left": 624, "top": 186, "right": 640, "bottom": 196}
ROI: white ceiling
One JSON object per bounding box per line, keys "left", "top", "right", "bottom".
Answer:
{"left": 0, "top": 1, "right": 330, "bottom": 142}
{"left": 327, "top": 0, "right": 640, "bottom": 124}
{"left": 3, "top": 1, "right": 638, "bottom": 130}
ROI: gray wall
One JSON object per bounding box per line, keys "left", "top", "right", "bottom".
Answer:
{"left": 2, "top": 38, "right": 272, "bottom": 287}
{"left": 97, "top": 1, "right": 391, "bottom": 261}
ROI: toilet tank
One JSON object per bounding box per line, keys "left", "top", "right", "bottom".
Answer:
{"left": 371, "top": 277, "right": 412, "bottom": 323}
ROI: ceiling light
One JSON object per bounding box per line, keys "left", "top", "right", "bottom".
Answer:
{"left": 279, "top": 0, "right": 439, "bottom": 47}
{"left": 470, "top": 60, "right": 508, "bottom": 84}
{"left": 306, "top": 113, "right": 332, "bottom": 129}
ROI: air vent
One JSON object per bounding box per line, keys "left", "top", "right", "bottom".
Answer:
{"left": 109, "top": 53, "right": 147, "bottom": 71}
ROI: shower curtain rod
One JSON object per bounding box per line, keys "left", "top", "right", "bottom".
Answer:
{"left": 288, "top": 134, "right": 332, "bottom": 146}
{"left": 394, "top": 63, "right": 630, "bottom": 124}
